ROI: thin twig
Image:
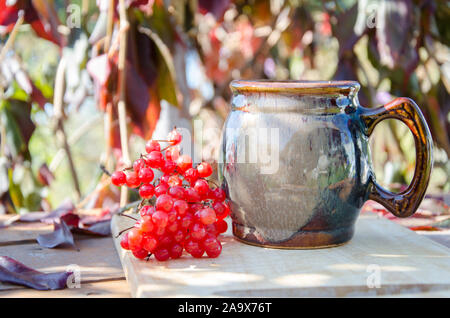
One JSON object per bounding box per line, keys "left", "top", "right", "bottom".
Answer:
{"left": 117, "top": 0, "right": 131, "bottom": 207}
{"left": 104, "top": 0, "right": 115, "bottom": 52}
{"left": 49, "top": 114, "right": 103, "bottom": 172}
{"left": 0, "top": 10, "right": 24, "bottom": 64}
{"left": 115, "top": 226, "right": 134, "bottom": 238}
{"left": 119, "top": 213, "right": 138, "bottom": 221}
{"left": 53, "top": 57, "right": 82, "bottom": 200}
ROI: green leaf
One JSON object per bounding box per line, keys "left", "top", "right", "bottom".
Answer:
{"left": 138, "top": 26, "right": 180, "bottom": 107}
{"left": 8, "top": 168, "right": 24, "bottom": 213}
{"left": 0, "top": 99, "right": 35, "bottom": 159}
{"left": 0, "top": 102, "right": 26, "bottom": 158}
{"left": 156, "top": 52, "right": 178, "bottom": 106}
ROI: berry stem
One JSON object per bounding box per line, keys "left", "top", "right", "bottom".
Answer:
{"left": 115, "top": 226, "right": 134, "bottom": 238}
{"left": 161, "top": 144, "right": 174, "bottom": 152}
{"left": 100, "top": 164, "right": 112, "bottom": 177}
{"left": 206, "top": 179, "right": 219, "bottom": 187}
{"left": 118, "top": 214, "right": 138, "bottom": 221}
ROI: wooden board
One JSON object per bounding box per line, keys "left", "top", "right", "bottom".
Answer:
{"left": 112, "top": 214, "right": 450, "bottom": 297}
{"left": 0, "top": 216, "right": 130, "bottom": 297}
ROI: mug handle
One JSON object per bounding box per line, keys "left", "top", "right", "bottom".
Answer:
{"left": 360, "top": 97, "right": 433, "bottom": 218}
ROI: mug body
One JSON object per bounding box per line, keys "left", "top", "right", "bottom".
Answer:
{"left": 219, "top": 80, "right": 372, "bottom": 248}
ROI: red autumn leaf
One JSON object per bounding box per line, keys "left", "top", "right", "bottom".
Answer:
{"left": 198, "top": 0, "right": 231, "bottom": 21}
{"left": 0, "top": 256, "right": 73, "bottom": 290}
{"left": 60, "top": 213, "right": 81, "bottom": 229}
{"left": 409, "top": 226, "right": 441, "bottom": 232}
{"left": 73, "top": 220, "right": 111, "bottom": 236}
{"left": 36, "top": 220, "right": 77, "bottom": 250}
{"left": 18, "top": 200, "right": 75, "bottom": 223}
{"left": 124, "top": 60, "right": 151, "bottom": 135}
{"left": 74, "top": 209, "right": 112, "bottom": 236}
{"left": 37, "top": 163, "right": 54, "bottom": 186}
{"left": 1, "top": 55, "right": 47, "bottom": 108}
{"left": 0, "top": 0, "right": 64, "bottom": 46}
{"left": 86, "top": 54, "right": 112, "bottom": 87}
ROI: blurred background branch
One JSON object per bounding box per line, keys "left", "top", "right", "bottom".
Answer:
{"left": 0, "top": 0, "right": 448, "bottom": 215}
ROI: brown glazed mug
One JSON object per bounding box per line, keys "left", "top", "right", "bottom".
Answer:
{"left": 219, "top": 80, "right": 433, "bottom": 249}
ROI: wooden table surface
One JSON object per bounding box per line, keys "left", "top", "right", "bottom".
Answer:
{"left": 0, "top": 199, "right": 449, "bottom": 298}
{"left": 0, "top": 215, "right": 130, "bottom": 297}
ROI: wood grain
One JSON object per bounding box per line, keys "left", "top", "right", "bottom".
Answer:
{"left": 112, "top": 214, "right": 450, "bottom": 297}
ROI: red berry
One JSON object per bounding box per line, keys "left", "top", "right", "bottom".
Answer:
{"left": 167, "top": 220, "right": 180, "bottom": 233}
{"left": 138, "top": 215, "right": 154, "bottom": 233}
{"left": 190, "top": 247, "right": 205, "bottom": 258}
{"left": 142, "top": 235, "right": 157, "bottom": 252}
{"left": 147, "top": 151, "right": 164, "bottom": 168}
{"left": 132, "top": 248, "right": 149, "bottom": 259}
{"left": 133, "top": 158, "right": 146, "bottom": 173}
{"left": 154, "top": 248, "right": 170, "bottom": 261}
{"left": 180, "top": 214, "right": 194, "bottom": 229}
{"left": 126, "top": 172, "right": 140, "bottom": 188}
{"left": 205, "top": 223, "right": 219, "bottom": 236}
{"left": 211, "top": 187, "right": 226, "bottom": 201}
{"left": 161, "top": 160, "right": 176, "bottom": 174}
{"left": 168, "top": 128, "right": 182, "bottom": 145}
{"left": 140, "top": 205, "right": 155, "bottom": 217}
{"left": 160, "top": 174, "right": 170, "bottom": 184}
{"left": 170, "top": 244, "right": 183, "bottom": 259}
{"left": 197, "top": 162, "right": 213, "bottom": 178}
{"left": 139, "top": 183, "right": 155, "bottom": 199}
{"left": 184, "top": 168, "right": 199, "bottom": 184}
{"left": 176, "top": 154, "right": 192, "bottom": 173}
{"left": 194, "top": 179, "right": 209, "bottom": 196}
{"left": 173, "top": 200, "right": 188, "bottom": 216}
{"left": 169, "top": 186, "right": 185, "bottom": 200}
{"left": 158, "top": 235, "right": 173, "bottom": 247}
{"left": 184, "top": 239, "right": 200, "bottom": 254}
{"left": 191, "top": 223, "right": 206, "bottom": 241}
{"left": 167, "top": 209, "right": 177, "bottom": 223}
{"left": 184, "top": 188, "right": 200, "bottom": 202}
{"left": 128, "top": 228, "right": 143, "bottom": 250}
{"left": 111, "top": 171, "right": 126, "bottom": 186}
{"left": 213, "top": 201, "right": 229, "bottom": 219}
{"left": 120, "top": 232, "right": 130, "bottom": 250}
{"left": 152, "top": 210, "right": 169, "bottom": 228}
{"left": 216, "top": 219, "right": 228, "bottom": 233}
{"left": 166, "top": 146, "right": 180, "bottom": 161}
{"left": 189, "top": 203, "right": 203, "bottom": 213}
{"left": 138, "top": 167, "right": 154, "bottom": 183}
{"left": 203, "top": 237, "right": 222, "bottom": 258}
{"left": 168, "top": 175, "right": 182, "bottom": 187}
{"left": 155, "top": 183, "right": 169, "bottom": 196}
{"left": 145, "top": 140, "right": 160, "bottom": 153}
{"left": 155, "top": 194, "right": 174, "bottom": 212}
{"left": 198, "top": 208, "right": 216, "bottom": 225}
{"left": 172, "top": 230, "right": 184, "bottom": 243}
{"left": 154, "top": 226, "right": 166, "bottom": 236}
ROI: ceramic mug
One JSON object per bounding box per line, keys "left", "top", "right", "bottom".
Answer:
{"left": 219, "top": 80, "right": 433, "bottom": 249}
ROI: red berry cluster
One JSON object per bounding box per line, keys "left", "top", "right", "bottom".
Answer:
{"left": 110, "top": 128, "right": 230, "bottom": 261}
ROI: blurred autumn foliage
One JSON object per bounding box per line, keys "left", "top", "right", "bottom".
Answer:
{"left": 0, "top": 0, "right": 449, "bottom": 214}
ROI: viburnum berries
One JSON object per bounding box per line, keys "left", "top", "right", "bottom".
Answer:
{"left": 111, "top": 127, "right": 229, "bottom": 261}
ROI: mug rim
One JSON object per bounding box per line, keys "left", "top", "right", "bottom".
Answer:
{"left": 230, "top": 80, "right": 360, "bottom": 94}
